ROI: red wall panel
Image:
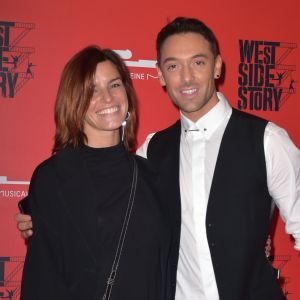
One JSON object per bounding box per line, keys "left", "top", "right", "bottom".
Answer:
{"left": 1, "top": 1, "right": 299, "bottom": 298}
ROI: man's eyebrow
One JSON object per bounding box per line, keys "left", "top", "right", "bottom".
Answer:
{"left": 162, "top": 53, "right": 209, "bottom": 65}
{"left": 161, "top": 57, "right": 177, "bottom": 65}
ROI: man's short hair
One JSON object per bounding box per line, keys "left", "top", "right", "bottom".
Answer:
{"left": 156, "top": 17, "right": 220, "bottom": 65}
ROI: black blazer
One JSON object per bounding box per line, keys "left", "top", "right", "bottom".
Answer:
{"left": 20, "top": 148, "right": 172, "bottom": 300}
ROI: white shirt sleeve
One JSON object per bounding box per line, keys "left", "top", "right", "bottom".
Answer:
{"left": 136, "top": 133, "right": 156, "bottom": 159}
{"left": 265, "top": 122, "right": 300, "bottom": 250}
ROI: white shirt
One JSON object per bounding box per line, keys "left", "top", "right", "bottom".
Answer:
{"left": 136, "top": 92, "right": 300, "bottom": 300}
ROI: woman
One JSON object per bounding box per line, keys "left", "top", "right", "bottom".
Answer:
{"left": 20, "top": 46, "right": 171, "bottom": 300}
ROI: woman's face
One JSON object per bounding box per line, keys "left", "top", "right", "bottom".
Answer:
{"left": 84, "top": 61, "right": 128, "bottom": 144}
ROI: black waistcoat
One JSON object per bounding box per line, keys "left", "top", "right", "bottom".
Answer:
{"left": 147, "top": 109, "right": 284, "bottom": 300}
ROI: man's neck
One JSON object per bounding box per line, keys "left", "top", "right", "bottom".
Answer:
{"left": 181, "top": 93, "right": 220, "bottom": 123}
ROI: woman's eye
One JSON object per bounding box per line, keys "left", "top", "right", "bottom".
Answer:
{"left": 111, "top": 81, "right": 122, "bottom": 89}
{"left": 112, "top": 83, "right": 120, "bottom": 88}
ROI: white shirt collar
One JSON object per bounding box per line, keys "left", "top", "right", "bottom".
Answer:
{"left": 180, "top": 92, "right": 232, "bottom": 138}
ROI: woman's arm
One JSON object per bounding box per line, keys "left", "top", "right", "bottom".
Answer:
{"left": 20, "top": 160, "right": 71, "bottom": 300}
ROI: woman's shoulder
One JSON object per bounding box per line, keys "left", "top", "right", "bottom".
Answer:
{"left": 29, "top": 155, "right": 58, "bottom": 190}
{"left": 32, "top": 148, "right": 78, "bottom": 182}
{"left": 32, "top": 155, "right": 56, "bottom": 176}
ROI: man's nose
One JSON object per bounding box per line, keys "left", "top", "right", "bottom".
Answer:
{"left": 181, "top": 65, "right": 194, "bottom": 83}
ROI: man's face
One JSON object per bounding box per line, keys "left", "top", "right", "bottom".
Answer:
{"left": 157, "top": 32, "right": 222, "bottom": 122}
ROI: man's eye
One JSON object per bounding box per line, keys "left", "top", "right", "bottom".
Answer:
{"left": 195, "top": 60, "right": 205, "bottom": 66}
{"left": 167, "top": 64, "right": 177, "bottom": 71}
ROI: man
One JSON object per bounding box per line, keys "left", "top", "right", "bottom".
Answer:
{"left": 17, "top": 17, "right": 300, "bottom": 300}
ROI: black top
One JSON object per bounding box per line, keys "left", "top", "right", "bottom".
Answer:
{"left": 21, "top": 144, "right": 171, "bottom": 300}
{"left": 80, "top": 143, "right": 132, "bottom": 259}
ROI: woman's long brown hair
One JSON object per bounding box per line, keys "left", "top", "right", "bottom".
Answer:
{"left": 53, "top": 46, "right": 137, "bottom": 153}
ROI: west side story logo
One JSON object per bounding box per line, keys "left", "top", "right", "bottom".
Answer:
{"left": 0, "top": 256, "right": 24, "bottom": 299}
{"left": 0, "top": 21, "right": 35, "bottom": 98}
{"left": 238, "top": 40, "right": 297, "bottom": 111}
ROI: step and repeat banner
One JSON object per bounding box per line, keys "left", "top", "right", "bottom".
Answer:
{"left": 1, "top": 0, "right": 299, "bottom": 299}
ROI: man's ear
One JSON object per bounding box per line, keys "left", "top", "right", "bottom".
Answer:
{"left": 214, "top": 55, "right": 222, "bottom": 79}
{"left": 156, "top": 63, "right": 166, "bottom": 86}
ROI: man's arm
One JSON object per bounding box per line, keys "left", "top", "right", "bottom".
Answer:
{"left": 136, "top": 132, "right": 155, "bottom": 158}
{"left": 265, "top": 122, "right": 300, "bottom": 250}
{"left": 16, "top": 212, "right": 33, "bottom": 238}
{"left": 16, "top": 197, "right": 33, "bottom": 238}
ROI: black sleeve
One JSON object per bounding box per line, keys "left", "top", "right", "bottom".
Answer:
{"left": 20, "top": 159, "right": 71, "bottom": 300}
{"left": 18, "top": 196, "right": 30, "bottom": 214}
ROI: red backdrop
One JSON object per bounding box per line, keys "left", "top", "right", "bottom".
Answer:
{"left": 1, "top": 0, "right": 299, "bottom": 299}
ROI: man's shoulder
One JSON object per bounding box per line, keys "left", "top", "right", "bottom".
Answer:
{"left": 232, "top": 108, "right": 268, "bottom": 125}
{"left": 146, "top": 120, "right": 181, "bottom": 160}
{"left": 137, "top": 120, "right": 181, "bottom": 158}
{"left": 150, "top": 119, "right": 181, "bottom": 142}
{"left": 155, "top": 119, "right": 181, "bottom": 134}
